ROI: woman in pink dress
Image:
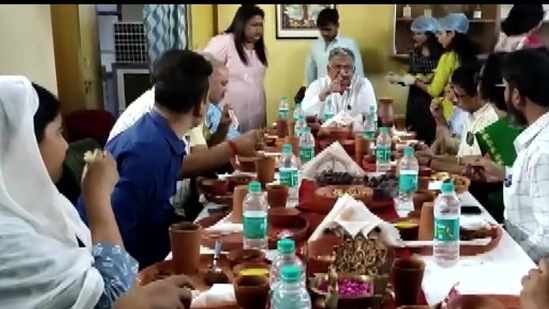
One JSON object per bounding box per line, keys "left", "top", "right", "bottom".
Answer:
{"left": 495, "top": 4, "right": 546, "bottom": 52}
{"left": 205, "top": 5, "right": 268, "bottom": 132}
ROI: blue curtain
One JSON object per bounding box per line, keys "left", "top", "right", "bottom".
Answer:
{"left": 143, "top": 5, "right": 189, "bottom": 72}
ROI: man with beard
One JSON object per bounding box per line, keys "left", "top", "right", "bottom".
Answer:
{"left": 304, "top": 7, "right": 364, "bottom": 86}
{"left": 473, "top": 47, "right": 549, "bottom": 263}
{"left": 301, "top": 47, "right": 377, "bottom": 119}
{"left": 77, "top": 50, "right": 213, "bottom": 268}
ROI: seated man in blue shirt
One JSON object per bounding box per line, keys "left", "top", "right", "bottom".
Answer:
{"left": 77, "top": 50, "right": 213, "bottom": 269}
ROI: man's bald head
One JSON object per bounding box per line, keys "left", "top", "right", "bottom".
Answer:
{"left": 201, "top": 52, "right": 229, "bottom": 103}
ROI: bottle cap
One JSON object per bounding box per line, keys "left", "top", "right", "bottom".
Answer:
{"left": 302, "top": 126, "right": 311, "bottom": 133}
{"left": 403, "top": 146, "right": 414, "bottom": 156}
{"left": 379, "top": 127, "right": 389, "bottom": 134}
{"left": 277, "top": 238, "right": 296, "bottom": 254}
{"left": 248, "top": 181, "right": 261, "bottom": 193}
{"left": 369, "top": 105, "right": 376, "bottom": 111}
{"left": 441, "top": 181, "right": 455, "bottom": 193}
{"left": 280, "top": 265, "right": 301, "bottom": 284}
{"left": 282, "top": 144, "right": 293, "bottom": 153}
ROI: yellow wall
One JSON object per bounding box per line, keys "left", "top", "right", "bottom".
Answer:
{"left": 0, "top": 5, "right": 58, "bottom": 94}
{"left": 213, "top": 5, "right": 408, "bottom": 124}
{"left": 189, "top": 5, "right": 216, "bottom": 50}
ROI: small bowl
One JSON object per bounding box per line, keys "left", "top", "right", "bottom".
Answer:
{"left": 393, "top": 219, "right": 419, "bottom": 241}
{"left": 306, "top": 235, "right": 341, "bottom": 275}
{"left": 264, "top": 135, "right": 277, "bottom": 147}
{"left": 232, "top": 261, "right": 270, "bottom": 277}
{"left": 309, "top": 272, "right": 376, "bottom": 307}
{"left": 200, "top": 178, "right": 229, "bottom": 196}
{"left": 226, "top": 175, "right": 255, "bottom": 191}
{"left": 269, "top": 215, "right": 309, "bottom": 249}
{"left": 227, "top": 249, "right": 266, "bottom": 268}
{"left": 266, "top": 184, "right": 289, "bottom": 208}
{"left": 453, "top": 175, "right": 471, "bottom": 194}
{"left": 234, "top": 275, "right": 270, "bottom": 309}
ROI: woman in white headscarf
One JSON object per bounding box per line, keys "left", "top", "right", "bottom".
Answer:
{"left": 0, "top": 76, "right": 139, "bottom": 308}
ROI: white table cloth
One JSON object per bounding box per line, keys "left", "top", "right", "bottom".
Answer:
{"left": 168, "top": 190, "right": 535, "bottom": 306}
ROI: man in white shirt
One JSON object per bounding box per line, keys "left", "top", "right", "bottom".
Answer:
{"left": 473, "top": 48, "right": 549, "bottom": 262}
{"left": 416, "top": 64, "right": 499, "bottom": 174}
{"left": 304, "top": 8, "right": 364, "bottom": 87}
{"left": 301, "top": 47, "right": 376, "bottom": 120}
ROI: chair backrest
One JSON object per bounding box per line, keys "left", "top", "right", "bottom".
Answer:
{"left": 64, "top": 110, "right": 116, "bottom": 147}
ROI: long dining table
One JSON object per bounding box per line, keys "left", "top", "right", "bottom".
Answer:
{"left": 167, "top": 179, "right": 535, "bottom": 306}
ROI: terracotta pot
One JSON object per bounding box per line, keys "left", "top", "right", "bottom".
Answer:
{"left": 169, "top": 222, "right": 202, "bottom": 275}
{"left": 230, "top": 185, "right": 248, "bottom": 223}
{"left": 354, "top": 135, "right": 371, "bottom": 163}
{"left": 417, "top": 202, "right": 434, "bottom": 241}
{"left": 255, "top": 156, "right": 276, "bottom": 185}
{"left": 199, "top": 178, "right": 229, "bottom": 196}
{"left": 234, "top": 275, "right": 270, "bottom": 309}
{"left": 276, "top": 119, "right": 288, "bottom": 138}
{"left": 418, "top": 166, "right": 432, "bottom": 177}
{"left": 392, "top": 257, "right": 426, "bottom": 307}
{"left": 227, "top": 249, "right": 266, "bottom": 269}
{"left": 394, "top": 114, "right": 406, "bottom": 131}
{"left": 412, "top": 190, "right": 435, "bottom": 211}
{"left": 378, "top": 97, "right": 395, "bottom": 127}
{"left": 306, "top": 234, "right": 341, "bottom": 276}
{"left": 287, "top": 121, "right": 295, "bottom": 137}
{"left": 266, "top": 184, "right": 289, "bottom": 208}
{"left": 264, "top": 135, "right": 277, "bottom": 147}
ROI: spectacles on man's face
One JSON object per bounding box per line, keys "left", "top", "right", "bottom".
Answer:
{"left": 328, "top": 64, "right": 354, "bottom": 72}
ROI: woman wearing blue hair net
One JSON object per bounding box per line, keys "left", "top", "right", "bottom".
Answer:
{"left": 388, "top": 16, "right": 442, "bottom": 144}
{"left": 400, "top": 13, "right": 479, "bottom": 134}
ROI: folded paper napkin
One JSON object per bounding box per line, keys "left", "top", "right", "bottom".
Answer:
{"left": 321, "top": 111, "right": 362, "bottom": 128}
{"left": 308, "top": 194, "right": 401, "bottom": 246}
{"left": 301, "top": 142, "right": 365, "bottom": 180}
{"left": 191, "top": 284, "right": 236, "bottom": 308}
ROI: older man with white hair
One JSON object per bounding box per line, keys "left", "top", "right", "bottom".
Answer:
{"left": 301, "top": 47, "right": 377, "bottom": 120}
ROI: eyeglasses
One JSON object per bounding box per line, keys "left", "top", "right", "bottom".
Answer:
{"left": 328, "top": 64, "right": 355, "bottom": 72}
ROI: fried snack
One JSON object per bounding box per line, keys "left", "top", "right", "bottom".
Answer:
{"left": 83, "top": 151, "right": 95, "bottom": 163}
{"left": 431, "top": 172, "right": 451, "bottom": 182}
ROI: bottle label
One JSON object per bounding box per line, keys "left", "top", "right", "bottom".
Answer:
{"left": 243, "top": 215, "right": 268, "bottom": 239}
{"left": 280, "top": 168, "right": 298, "bottom": 188}
{"left": 363, "top": 130, "right": 375, "bottom": 140}
{"left": 299, "top": 146, "right": 314, "bottom": 163}
{"left": 279, "top": 109, "right": 289, "bottom": 120}
{"left": 399, "top": 173, "right": 418, "bottom": 193}
{"left": 375, "top": 146, "right": 391, "bottom": 163}
{"left": 434, "top": 218, "right": 460, "bottom": 241}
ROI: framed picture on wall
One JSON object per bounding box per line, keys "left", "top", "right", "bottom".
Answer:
{"left": 275, "top": 4, "right": 337, "bottom": 39}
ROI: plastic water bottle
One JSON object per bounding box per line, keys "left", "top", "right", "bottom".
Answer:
{"left": 397, "top": 146, "right": 418, "bottom": 217}
{"left": 294, "top": 114, "right": 306, "bottom": 138}
{"left": 271, "top": 265, "right": 312, "bottom": 309}
{"left": 269, "top": 239, "right": 305, "bottom": 288}
{"left": 293, "top": 102, "right": 303, "bottom": 122}
{"left": 299, "top": 126, "right": 315, "bottom": 164}
{"left": 370, "top": 105, "right": 378, "bottom": 129}
{"left": 242, "top": 181, "right": 269, "bottom": 251}
{"left": 376, "top": 127, "right": 392, "bottom": 173}
{"left": 279, "top": 144, "right": 300, "bottom": 207}
{"left": 363, "top": 112, "right": 376, "bottom": 143}
{"left": 278, "top": 96, "right": 290, "bottom": 120}
{"left": 323, "top": 98, "right": 334, "bottom": 122}
{"left": 433, "top": 182, "right": 461, "bottom": 268}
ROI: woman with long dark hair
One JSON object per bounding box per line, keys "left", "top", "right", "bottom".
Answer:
{"left": 402, "top": 13, "right": 479, "bottom": 124}
{"left": 205, "top": 4, "right": 268, "bottom": 131}
{"left": 495, "top": 4, "right": 545, "bottom": 52}
{"left": 390, "top": 16, "right": 442, "bottom": 144}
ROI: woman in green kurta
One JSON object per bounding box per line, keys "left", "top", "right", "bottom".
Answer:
{"left": 473, "top": 53, "right": 524, "bottom": 222}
